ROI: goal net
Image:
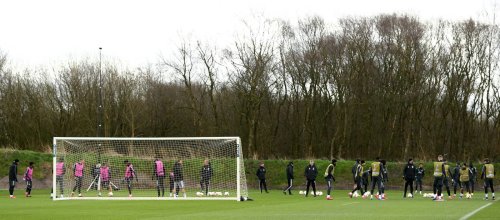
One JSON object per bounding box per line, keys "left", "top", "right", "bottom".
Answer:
{"left": 52, "top": 137, "right": 248, "bottom": 201}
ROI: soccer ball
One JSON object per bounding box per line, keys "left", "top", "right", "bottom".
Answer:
{"left": 224, "top": 192, "right": 230, "bottom": 196}
{"left": 196, "top": 192, "right": 204, "bottom": 197}
{"left": 317, "top": 191, "right": 323, "bottom": 196}
{"left": 362, "top": 191, "right": 371, "bottom": 199}
{"left": 108, "top": 192, "right": 113, "bottom": 197}
{"left": 353, "top": 191, "right": 359, "bottom": 198}
{"left": 348, "top": 192, "right": 353, "bottom": 197}
{"left": 466, "top": 193, "right": 472, "bottom": 199}
{"left": 299, "top": 191, "right": 304, "bottom": 195}
{"left": 423, "top": 193, "right": 435, "bottom": 198}
{"left": 407, "top": 193, "right": 413, "bottom": 198}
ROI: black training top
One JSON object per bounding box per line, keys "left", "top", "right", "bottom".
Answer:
{"left": 256, "top": 166, "right": 266, "bottom": 180}
{"left": 9, "top": 162, "right": 18, "bottom": 181}
{"left": 305, "top": 164, "right": 318, "bottom": 180}
{"left": 286, "top": 163, "right": 294, "bottom": 179}
{"left": 403, "top": 163, "right": 416, "bottom": 179}
{"left": 416, "top": 167, "right": 425, "bottom": 179}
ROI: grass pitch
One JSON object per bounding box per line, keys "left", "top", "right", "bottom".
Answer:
{"left": 0, "top": 189, "right": 498, "bottom": 219}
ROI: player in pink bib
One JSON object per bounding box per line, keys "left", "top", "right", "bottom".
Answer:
{"left": 99, "top": 162, "right": 113, "bottom": 197}
{"left": 54, "top": 159, "right": 66, "bottom": 198}
{"left": 71, "top": 159, "right": 85, "bottom": 197}
{"left": 153, "top": 159, "right": 166, "bottom": 197}
{"left": 124, "top": 160, "right": 136, "bottom": 197}
{"left": 24, "top": 162, "right": 34, "bottom": 197}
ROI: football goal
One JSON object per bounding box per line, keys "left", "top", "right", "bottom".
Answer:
{"left": 52, "top": 137, "right": 248, "bottom": 201}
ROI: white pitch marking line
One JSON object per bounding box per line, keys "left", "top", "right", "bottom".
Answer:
{"left": 459, "top": 202, "right": 493, "bottom": 220}
{"left": 341, "top": 202, "right": 360, "bottom": 206}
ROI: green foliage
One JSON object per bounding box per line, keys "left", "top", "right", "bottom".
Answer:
{"left": 2, "top": 150, "right": 499, "bottom": 189}
{"left": 0, "top": 149, "right": 52, "bottom": 179}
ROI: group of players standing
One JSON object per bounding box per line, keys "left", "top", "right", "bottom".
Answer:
{"left": 53, "top": 158, "right": 214, "bottom": 198}
{"left": 256, "top": 156, "right": 496, "bottom": 201}
{"left": 6, "top": 158, "right": 213, "bottom": 199}
{"left": 430, "top": 155, "right": 496, "bottom": 201}
{"left": 6, "top": 155, "right": 496, "bottom": 201}
{"left": 7, "top": 159, "right": 34, "bottom": 198}
{"left": 257, "top": 160, "right": 336, "bottom": 199}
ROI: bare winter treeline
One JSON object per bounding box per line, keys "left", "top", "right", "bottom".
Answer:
{"left": 1, "top": 15, "right": 499, "bottom": 161}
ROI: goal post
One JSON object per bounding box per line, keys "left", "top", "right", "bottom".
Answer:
{"left": 52, "top": 137, "right": 248, "bottom": 201}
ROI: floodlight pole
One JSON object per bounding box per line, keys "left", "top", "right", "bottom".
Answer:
{"left": 97, "top": 47, "right": 104, "bottom": 163}
{"left": 98, "top": 47, "right": 104, "bottom": 137}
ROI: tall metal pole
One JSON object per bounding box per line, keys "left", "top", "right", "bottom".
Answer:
{"left": 98, "top": 47, "right": 104, "bottom": 137}
{"left": 98, "top": 47, "right": 103, "bottom": 163}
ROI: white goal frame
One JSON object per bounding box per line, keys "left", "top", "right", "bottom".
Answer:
{"left": 52, "top": 137, "right": 246, "bottom": 201}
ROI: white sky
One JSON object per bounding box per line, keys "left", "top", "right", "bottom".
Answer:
{"left": 0, "top": 0, "right": 498, "bottom": 69}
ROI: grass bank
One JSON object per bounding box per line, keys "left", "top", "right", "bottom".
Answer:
{"left": 1, "top": 149, "right": 498, "bottom": 190}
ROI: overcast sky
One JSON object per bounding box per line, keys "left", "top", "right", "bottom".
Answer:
{"left": 0, "top": 0, "right": 498, "bottom": 69}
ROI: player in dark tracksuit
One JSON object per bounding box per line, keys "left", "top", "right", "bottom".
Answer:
{"left": 200, "top": 160, "right": 213, "bottom": 196}
{"left": 91, "top": 164, "right": 101, "bottom": 190}
{"left": 304, "top": 160, "right": 318, "bottom": 197}
{"left": 403, "top": 159, "right": 416, "bottom": 198}
{"left": 283, "top": 161, "right": 294, "bottom": 195}
{"left": 172, "top": 160, "right": 186, "bottom": 198}
{"left": 351, "top": 159, "right": 360, "bottom": 190}
{"left": 452, "top": 163, "right": 461, "bottom": 197}
{"left": 381, "top": 160, "right": 389, "bottom": 188}
{"left": 256, "top": 162, "right": 268, "bottom": 193}
{"left": 168, "top": 171, "right": 179, "bottom": 197}
{"left": 9, "top": 159, "right": 19, "bottom": 198}
{"left": 415, "top": 163, "right": 425, "bottom": 194}
{"left": 469, "top": 163, "right": 477, "bottom": 195}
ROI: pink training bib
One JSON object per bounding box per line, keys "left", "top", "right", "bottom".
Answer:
{"left": 56, "top": 162, "right": 64, "bottom": 176}
{"left": 125, "top": 165, "right": 134, "bottom": 178}
{"left": 155, "top": 160, "right": 165, "bottom": 176}
{"left": 100, "top": 166, "right": 109, "bottom": 181}
{"left": 74, "top": 163, "right": 84, "bottom": 177}
{"left": 25, "top": 167, "right": 33, "bottom": 180}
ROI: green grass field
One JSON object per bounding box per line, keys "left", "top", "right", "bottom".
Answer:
{"left": 0, "top": 189, "right": 498, "bottom": 219}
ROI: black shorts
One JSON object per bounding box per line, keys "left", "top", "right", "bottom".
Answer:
{"left": 461, "top": 181, "right": 470, "bottom": 188}
{"left": 484, "top": 178, "right": 494, "bottom": 188}
{"left": 434, "top": 176, "right": 443, "bottom": 187}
